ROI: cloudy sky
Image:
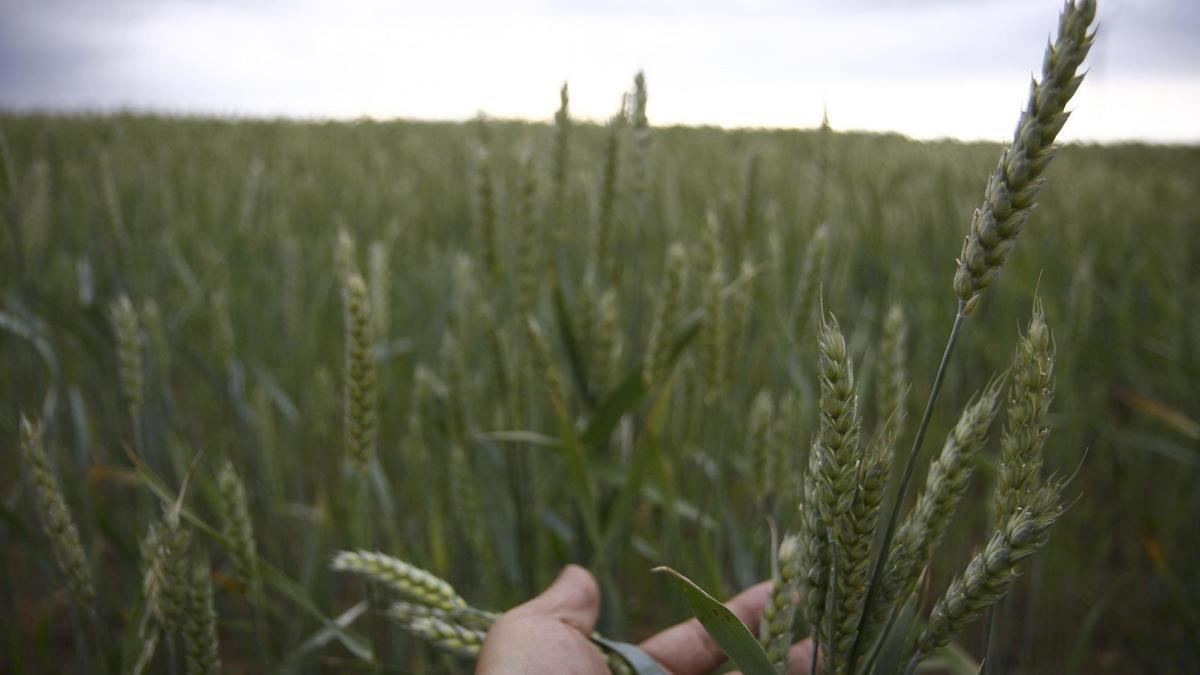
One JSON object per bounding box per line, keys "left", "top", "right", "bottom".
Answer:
{"left": 1, "top": 0, "right": 1197, "bottom": 143}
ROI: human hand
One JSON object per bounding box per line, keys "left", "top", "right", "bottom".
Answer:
{"left": 476, "top": 565, "right": 818, "bottom": 675}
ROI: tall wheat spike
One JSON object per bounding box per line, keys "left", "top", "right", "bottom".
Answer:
{"left": 954, "top": 0, "right": 1097, "bottom": 312}
{"left": 994, "top": 301, "right": 1056, "bottom": 526}
{"left": 342, "top": 273, "right": 378, "bottom": 472}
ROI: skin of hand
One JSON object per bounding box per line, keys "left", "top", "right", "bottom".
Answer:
{"left": 476, "top": 565, "right": 818, "bottom": 675}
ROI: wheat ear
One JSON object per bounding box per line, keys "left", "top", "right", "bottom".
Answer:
{"left": 331, "top": 550, "right": 467, "bottom": 612}
{"left": 877, "top": 303, "right": 909, "bottom": 440}
{"left": 111, "top": 295, "right": 144, "bottom": 422}
{"left": 342, "top": 273, "right": 378, "bottom": 472}
{"left": 831, "top": 432, "right": 892, "bottom": 669}
{"left": 154, "top": 513, "right": 193, "bottom": 635}
{"left": 954, "top": 0, "right": 1097, "bottom": 312}
{"left": 748, "top": 390, "right": 776, "bottom": 501}
{"left": 910, "top": 482, "right": 1065, "bottom": 670}
{"left": 21, "top": 416, "right": 94, "bottom": 607}
{"left": 217, "top": 461, "right": 260, "bottom": 596}
{"left": 643, "top": 242, "right": 686, "bottom": 387}
{"left": 814, "top": 315, "right": 862, "bottom": 529}
{"left": 760, "top": 533, "right": 802, "bottom": 670}
{"left": 994, "top": 301, "right": 1055, "bottom": 526}
{"left": 183, "top": 558, "right": 221, "bottom": 675}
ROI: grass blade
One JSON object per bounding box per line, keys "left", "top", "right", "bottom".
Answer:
{"left": 653, "top": 566, "right": 775, "bottom": 675}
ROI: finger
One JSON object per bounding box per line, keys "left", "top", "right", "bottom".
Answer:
{"left": 639, "top": 580, "right": 771, "bottom": 675}
{"left": 509, "top": 564, "right": 600, "bottom": 633}
{"left": 727, "top": 639, "right": 822, "bottom": 675}
{"left": 785, "top": 639, "right": 822, "bottom": 675}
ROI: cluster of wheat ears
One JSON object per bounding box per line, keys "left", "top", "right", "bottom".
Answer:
{"left": 19, "top": 1, "right": 1097, "bottom": 674}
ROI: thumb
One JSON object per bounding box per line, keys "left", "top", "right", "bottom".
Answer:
{"left": 512, "top": 564, "right": 600, "bottom": 633}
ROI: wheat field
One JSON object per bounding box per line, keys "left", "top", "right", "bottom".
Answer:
{"left": 2, "top": 75, "right": 1199, "bottom": 673}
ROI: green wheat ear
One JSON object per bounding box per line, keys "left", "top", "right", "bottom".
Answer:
{"left": 954, "top": 0, "right": 1097, "bottom": 313}
{"left": 183, "top": 557, "right": 221, "bottom": 675}
{"left": 21, "top": 416, "right": 94, "bottom": 608}
{"left": 994, "top": 300, "right": 1056, "bottom": 527}
{"left": 217, "top": 461, "right": 260, "bottom": 597}
{"left": 342, "top": 272, "right": 378, "bottom": 473}
{"left": 911, "top": 481, "right": 1066, "bottom": 670}
{"left": 643, "top": 241, "right": 686, "bottom": 387}
{"left": 111, "top": 294, "right": 144, "bottom": 423}
{"left": 760, "top": 533, "right": 802, "bottom": 670}
{"left": 331, "top": 550, "right": 468, "bottom": 612}
{"left": 151, "top": 510, "right": 193, "bottom": 636}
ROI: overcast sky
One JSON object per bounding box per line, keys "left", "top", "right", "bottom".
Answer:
{"left": 1, "top": 0, "right": 1197, "bottom": 143}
